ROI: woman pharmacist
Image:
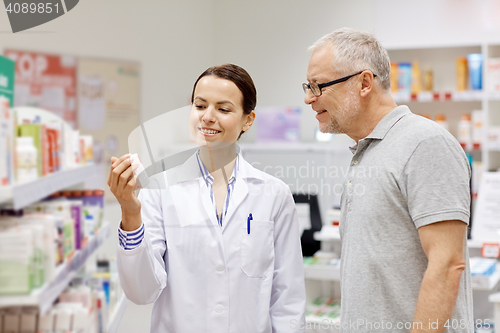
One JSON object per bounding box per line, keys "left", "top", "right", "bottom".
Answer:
{"left": 108, "top": 64, "right": 306, "bottom": 333}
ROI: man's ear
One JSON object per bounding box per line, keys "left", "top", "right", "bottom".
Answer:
{"left": 360, "top": 71, "right": 375, "bottom": 97}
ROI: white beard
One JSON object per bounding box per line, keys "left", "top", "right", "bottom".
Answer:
{"left": 321, "top": 87, "right": 360, "bottom": 134}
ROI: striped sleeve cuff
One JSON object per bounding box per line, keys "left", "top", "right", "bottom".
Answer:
{"left": 118, "top": 222, "right": 145, "bottom": 250}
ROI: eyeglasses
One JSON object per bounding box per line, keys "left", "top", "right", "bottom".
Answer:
{"left": 302, "top": 70, "right": 377, "bottom": 97}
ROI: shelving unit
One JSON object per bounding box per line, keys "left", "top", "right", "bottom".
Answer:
{"left": 392, "top": 90, "right": 500, "bottom": 103}
{"left": 299, "top": 43, "right": 500, "bottom": 330}
{"left": 473, "top": 263, "right": 500, "bottom": 291}
{"left": 387, "top": 43, "right": 500, "bottom": 172}
{"left": 106, "top": 296, "right": 128, "bottom": 333}
{"left": 0, "top": 164, "right": 98, "bottom": 210}
{"left": 304, "top": 265, "right": 340, "bottom": 282}
{"left": 0, "top": 222, "right": 110, "bottom": 314}
{"left": 0, "top": 156, "right": 108, "bottom": 324}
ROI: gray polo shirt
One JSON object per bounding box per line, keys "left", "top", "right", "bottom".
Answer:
{"left": 339, "top": 105, "right": 473, "bottom": 332}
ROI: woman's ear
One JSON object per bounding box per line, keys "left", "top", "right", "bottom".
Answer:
{"left": 242, "top": 111, "right": 256, "bottom": 132}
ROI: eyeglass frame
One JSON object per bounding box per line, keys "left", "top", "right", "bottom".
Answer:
{"left": 302, "top": 70, "right": 377, "bottom": 97}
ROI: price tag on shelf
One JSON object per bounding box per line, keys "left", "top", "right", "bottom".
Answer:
{"left": 417, "top": 92, "right": 433, "bottom": 102}
{"left": 482, "top": 243, "right": 500, "bottom": 258}
{"left": 471, "top": 90, "right": 484, "bottom": 100}
{"left": 453, "top": 91, "right": 464, "bottom": 101}
{"left": 488, "top": 91, "right": 500, "bottom": 100}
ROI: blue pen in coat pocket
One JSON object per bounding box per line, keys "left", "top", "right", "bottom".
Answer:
{"left": 247, "top": 213, "right": 253, "bottom": 234}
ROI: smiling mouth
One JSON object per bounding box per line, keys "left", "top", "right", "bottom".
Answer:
{"left": 199, "top": 128, "right": 221, "bottom": 135}
{"left": 317, "top": 110, "right": 327, "bottom": 114}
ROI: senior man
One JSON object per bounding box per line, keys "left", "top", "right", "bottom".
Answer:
{"left": 303, "top": 28, "right": 473, "bottom": 332}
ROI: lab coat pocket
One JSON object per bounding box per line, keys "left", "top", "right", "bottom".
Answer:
{"left": 240, "top": 220, "right": 274, "bottom": 278}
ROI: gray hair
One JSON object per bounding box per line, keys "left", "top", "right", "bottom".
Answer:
{"left": 308, "top": 28, "right": 391, "bottom": 91}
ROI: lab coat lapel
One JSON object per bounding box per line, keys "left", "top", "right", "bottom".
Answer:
{"left": 199, "top": 176, "right": 221, "bottom": 228}
{"left": 221, "top": 176, "right": 248, "bottom": 233}
{"left": 221, "top": 156, "right": 264, "bottom": 233}
{"left": 168, "top": 153, "right": 215, "bottom": 227}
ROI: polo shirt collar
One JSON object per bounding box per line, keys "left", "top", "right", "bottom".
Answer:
{"left": 365, "top": 105, "right": 411, "bottom": 140}
{"left": 349, "top": 105, "right": 411, "bottom": 153}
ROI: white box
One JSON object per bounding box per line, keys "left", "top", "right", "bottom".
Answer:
{"left": 0, "top": 96, "right": 14, "bottom": 187}
{"left": 486, "top": 58, "right": 500, "bottom": 92}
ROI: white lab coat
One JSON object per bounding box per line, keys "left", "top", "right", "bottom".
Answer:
{"left": 117, "top": 153, "right": 306, "bottom": 333}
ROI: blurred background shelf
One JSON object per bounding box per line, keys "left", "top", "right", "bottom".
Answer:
{"left": 0, "top": 164, "right": 97, "bottom": 210}
{"left": 472, "top": 263, "right": 500, "bottom": 291}
{"left": 304, "top": 265, "right": 340, "bottom": 282}
{"left": 0, "top": 222, "right": 110, "bottom": 315}
{"left": 106, "top": 295, "right": 128, "bottom": 333}
{"left": 313, "top": 228, "right": 340, "bottom": 242}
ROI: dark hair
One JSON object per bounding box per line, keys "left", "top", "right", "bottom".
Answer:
{"left": 191, "top": 64, "right": 257, "bottom": 139}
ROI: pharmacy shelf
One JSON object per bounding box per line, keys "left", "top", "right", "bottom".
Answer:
{"left": 106, "top": 296, "right": 128, "bottom": 333}
{"left": 317, "top": 235, "right": 500, "bottom": 248}
{"left": 304, "top": 265, "right": 340, "bottom": 282}
{"left": 304, "top": 262, "right": 500, "bottom": 290}
{"left": 313, "top": 228, "right": 341, "bottom": 242}
{"left": 0, "top": 222, "right": 110, "bottom": 315}
{"left": 392, "top": 90, "right": 487, "bottom": 103}
{"left": 489, "top": 291, "right": 500, "bottom": 303}
{"left": 392, "top": 91, "right": 500, "bottom": 103}
{"left": 468, "top": 240, "right": 488, "bottom": 249}
{"left": 472, "top": 263, "right": 500, "bottom": 291}
{"left": 0, "top": 164, "right": 97, "bottom": 210}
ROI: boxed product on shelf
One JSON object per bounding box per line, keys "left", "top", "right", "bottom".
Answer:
{"left": 325, "top": 208, "right": 340, "bottom": 226}
{"left": 468, "top": 53, "right": 483, "bottom": 90}
{"left": 22, "top": 205, "right": 65, "bottom": 267}
{"left": 9, "top": 214, "right": 60, "bottom": 280}
{"left": 16, "top": 136, "right": 38, "bottom": 184}
{"left": 17, "top": 123, "right": 49, "bottom": 178}
{"left": 470, "top": 257, "right": 497, "bottom": 289}
{"left": 42, "top": 199, "right": 75, "bottom": 260}
{"left": 434, "top": 114, "right": 449, "bottom": 131}
{"left": 14, "top": 108, "right": 95, "bottom": 178}
{"left": 486, "top": 58, "right": 500, "bottom": 92}
{"left": 60, "top": 190, "right": 85, "bottom": 250}
{"left": 3, "top": 308, "right": 22, "bottom": 333}
{"left": 80, "top": 135, "right": 93, "bottom": 164}
{"left": 390, "top": 62, "right": 398, "bottom": 93}
{"left": 0, "top": 225, "right": 37, "bottom": 294}
{"left": 7, "top": 267, "right": 124, "bottom": 333}
{"left": 0, "top": 96, "right": 15, "bottom": 187}
{"left": 64, "top": 128, "right": 81, "bottom": 168}
{"left": 45, "top": 122, "right": 62, "bottom": 173}
{"left": 306, "top": 297, "right": 341, "bottom": 325}
{"left": 20, "top": 308, "right": 37, "bottom": 333}
{"left": 304, "top": 251, "right": 340, "bottom": 267}
{"left": 58, "top": 189, "right": 104, "bottom": 239}
{"left": 488, "top": 126, "right": 500, "bottom": 150}
{"left": 472, "top": 110, "right": 484, "bottom": 146}
{"left": 398, "top": 62, "right": 411, "bottom": 94}
{"left": 423, "top": 68, "right": 433, "bottom": 91}
{"left": 81, "top": 189, "right": 104, "bottom": 235}
{"left": 411, "top": 60, "right": 422, "bottom": 94}
{"left": 457, "top": 113, "right": 472, "bottom": 147}
{"left": 471, "top": 160, "right": 483, "bottom": 197}
{"left": 456, "top": 57, "right": 468, "bottom": 91}
{"left": 0, "top": 213, "right": 67, "bottom": 295}
{"left": 23, "top": 190, "right": 105, "bottom": 260}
